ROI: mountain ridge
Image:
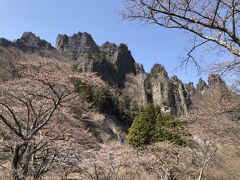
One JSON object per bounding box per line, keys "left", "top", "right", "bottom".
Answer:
{"left": 0, "top": 32, "right": 239, "bottom": 180}
{"left": 0, "top": 31, "right": 227, "bottom": 116}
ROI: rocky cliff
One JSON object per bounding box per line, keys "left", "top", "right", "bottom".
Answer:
{"left": 55, "top": 32, "right": 138, "bottom": 87}
{"left": 0, "top": 31, "right": 212, "bottom": 116}
{"left": 124, "top": 64, "right": 191, "bottom": 115}
{"left": 56, "top": 32, "right": 100, "bottom": 59}
{"left": 0, "top": 32, "right": 54, "bottom": 53}
{"left": 186, "top": 74, "right": 228, "bottom": 96}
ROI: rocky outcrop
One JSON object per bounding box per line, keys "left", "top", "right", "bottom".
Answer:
{"left": 171, "top": 76, "right": 191, "bottom": 115}
{"left": 55, "top": 32, "right": 137, "bottom": 87}
{"left": 15, "top": 32, "right": 54, "bottom": 53}
{"left": 0, "top": 32, "right": 54, "bottom": 53}
{"left": 113, "top": 43, "right": 137, "bottom": 86}
{"left": 0, "top": 31, "right": 194, "bottom": 116}
{"left": 197, "top": 78, "right": 208, "bottom": 92}
{"left": 0, "top": 38, "right": 14, "bottom": 48}
{"left": 208, "top": 74, "right": 227, "bottom": 88}
{"left": 186, "top": 75, "right": 228, "bottom": 100}
{"left": 75, "top": 41, "right": 137, "bottom": 87}
{"left": 124, "top": 64, "right": 191, "bottom": 115}
{"left": 186, "top": 82, "right": 196, "bottom": 96}
{"left": 56, "top": 32, "right": 100, "bottom": 59}
{"left": 150, "top": 64, "right": 171, "bottom": 112}
{"left": 77, "top": 56, "right": 117, "bottom": 87}
{"left": 135, "top": 63, "right": 145, "bottom": 73}
{"left": 124, "top": 70, "right": 148, "bottom": 105}
{"left": 100, "top": 41, "right": 118, "bottom": 60}
{"left": 150, "top": 64, "right": 190, "bottom": 115}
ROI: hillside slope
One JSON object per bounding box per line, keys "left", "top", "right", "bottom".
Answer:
{"left": 0, "top": 32, "right": 239, "bottom": 179}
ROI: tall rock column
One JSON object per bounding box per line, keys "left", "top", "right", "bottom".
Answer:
{"left": 123, "top": 63, "right": 148, "bottom": 104}
{"left": 171, "top": 76, "right": 189, "bottom": 116}
{"left": 150, "top": 64, "right": 172, "bottom": 113}
{"left": 150, "top": 64, "right": 190, "bottom": 115}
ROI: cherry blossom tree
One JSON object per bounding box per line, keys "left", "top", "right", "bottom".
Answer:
{"left": 121, "top": 0, "right": 240, "bottom": 90}
{"left": 0, "top": 55, "right": 105, "bottom": 179}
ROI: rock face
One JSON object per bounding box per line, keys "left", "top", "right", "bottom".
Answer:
{"left": 124, "top": 71, "right": 148, "bottom": 105}
{"left": 77, "top": 56, "right": 118, "bottom": 86}
{"left": 150, "top": 64, "right": 171, "bottom": 111}
{"left": 74, "top": 40, "right": 136, "bottom": 87}
{"left": 111, "top": 43, "right": 137, "bottom": 86}
{"left": 149, "top": 65, "right": 190, "bottom": 115}
{"left": 0, "top": 32, "right": 54, "bottom": 53}
{"left": 15, "top": 32, "right": 54, "bottom": 52}
{"left": 0, "top": 31, "right": 194, "bottom": 116}
{"left": 186, "top": 82, "right": 196, "bottom": 96}
{"left": 56, "top": 32, "right": 100, "bottom": 59}
{"left": 100, "top": 41, "right": 118, "bottom": 59}
{"left": 0, "top": 38, "right": 14, "bottom": 47}
{"left": 197, "top": 78, "right": 208, "bottom": 93}
{"left": 185, "top": 74, "right": 228, "bottom": 101}
{"left": 126, "top": 63, "right": 148, "bottom": 104}
{"left": 208, "top": 74, "right": 226, "bottom": 88}
{"left": 55, "top": 32, "right": 137, "bottom": 87}
{"left": 124, "top": 64, "right": 191, "bottom": 115}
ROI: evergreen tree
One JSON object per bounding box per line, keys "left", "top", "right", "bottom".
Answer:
{"left": 154, "top": 114, "right": 166, "bottom": 141}
{"left": 128, "top": 104, "right": 186, "bottom": 147}
{"left": 154, "top": 114, "right": 186, "bottom": 146}
{"left": 127, "top": 104, "right": 157, "bottom": 147}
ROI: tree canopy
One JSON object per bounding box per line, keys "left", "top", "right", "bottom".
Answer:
{"left": 122, "top": 0, "right": 240, "bottom": 90}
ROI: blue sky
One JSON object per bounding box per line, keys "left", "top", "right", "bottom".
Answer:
{"left": 0, "top": 0, "right": 209, "bottom": 84}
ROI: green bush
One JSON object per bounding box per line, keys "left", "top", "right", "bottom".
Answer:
{"left": 154, "top": 114, "right": 186, "bottom": 146}
{"left": 77, "top": 84, "right": 116, "bottom": 113}
{"left": 127, "top": 104, "right": 186, "bottom": 147}
{"left": 75, "top": 82, "right": 138, "bottom": 125}
{"left": 127, "top": 104, "right": 158, "bottom": 147}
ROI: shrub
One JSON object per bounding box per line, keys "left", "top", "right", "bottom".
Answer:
{"left": 128, "top": 104, "right": 186, "bottom": 147}
{"left": 127, "top": 104, "right": 158, "bottom": 147}
{"left": 154, "top": 114, "right": 186, "bottom": 146}
{"left": 75, "top": 82, "right": 138, "bottom": 125}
